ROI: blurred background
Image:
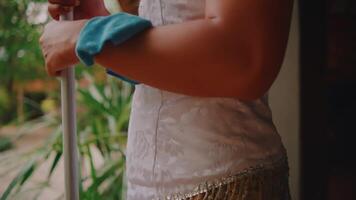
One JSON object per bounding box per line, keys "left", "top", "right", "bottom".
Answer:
{"left": 0, "top": 0, "right": 132, "bottom": 199}
{"left": 0, "top": 0, "right": 355, "bottom": 199}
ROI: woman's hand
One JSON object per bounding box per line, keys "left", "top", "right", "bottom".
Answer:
{"left": 48, "top": 0, "right": 110, "bottom": 20}
{"left": 39, "top": 20, "right": 87, "bottom": 76}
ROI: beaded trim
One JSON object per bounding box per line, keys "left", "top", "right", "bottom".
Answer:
{"left": 153, "top": 156, "right": 289, "bottom": 200}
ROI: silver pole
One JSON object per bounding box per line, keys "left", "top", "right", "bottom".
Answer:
{"left": 60, "top": 11, "right": 80, "bottom": 200}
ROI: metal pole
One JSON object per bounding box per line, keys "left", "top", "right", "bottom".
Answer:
{"left": 60, "top": 10, "right": 80, "bottom": 200}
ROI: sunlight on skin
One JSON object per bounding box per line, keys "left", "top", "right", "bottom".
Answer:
{"left": 40, "top": 0, "right": 294, "bottom": 100}
{"left": 95, "top": 0, "right": 294, "bottom": 99}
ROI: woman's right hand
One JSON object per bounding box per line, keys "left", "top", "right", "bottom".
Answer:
{"left": 48, "top": 0, "right": 110, "bottom": 20}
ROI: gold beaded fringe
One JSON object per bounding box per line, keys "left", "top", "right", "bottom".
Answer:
{"left": 160, "top": 157, "right": 291, "bottom": 200}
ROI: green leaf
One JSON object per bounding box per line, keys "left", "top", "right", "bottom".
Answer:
{"left": 48, "top": 151, "right": 62, "bottom": 178}
{"left": 86, "top": 145, "right": 97, "bottom": 182}
{"left": 0, "top": 159, "right": 37, "bottom": 200}
{"left": 0, "top": 137, "right": 13, "bottom": 152}
{"left": 87, "top": 159, "right": 124, "bottom": 193}
{"left": 101, "top": 169, "right": 125, "bottom": 199}
{"left": 78, "top": 89, "right": 111, "bottom": 114}
{"left": 19, "top": 162, "right": 36, "bottom": 186}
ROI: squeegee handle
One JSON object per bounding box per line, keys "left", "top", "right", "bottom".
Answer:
{"left": 60, "top": 10, "right": 80, "bottom": 200}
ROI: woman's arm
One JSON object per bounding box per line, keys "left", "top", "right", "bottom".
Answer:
{"left": 95, "top": 0, "right": 293, "bottom": 99}
{"left": 41, "top": 0, "right": 293, "bottom": 99}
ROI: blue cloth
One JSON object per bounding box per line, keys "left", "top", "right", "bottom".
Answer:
{"left": 75, "top": 13, "right": 152, "bottom": 84}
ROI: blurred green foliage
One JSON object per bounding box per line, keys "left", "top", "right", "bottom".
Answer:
{"left": 0, "top": 0, "right": 132, "bottom": 199}
{"left": 1, "top": 73, "right": 132, "bottom": 200}
{"left": 0, "top": 0, "right": 48, "bottom": 124}
{"left": 0, "top": 0, "right": 46, "bottom": 82}
{"left": 0, "top": 136, "right": 13, "bottom": 152}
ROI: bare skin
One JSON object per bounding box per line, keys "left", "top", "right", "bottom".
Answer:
{"left": 40, "top": 0, "right": 293, "bottom": 100}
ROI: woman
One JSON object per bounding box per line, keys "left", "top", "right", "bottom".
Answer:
{"left": 40, "top": 0, "right": 293, "bottom": 199}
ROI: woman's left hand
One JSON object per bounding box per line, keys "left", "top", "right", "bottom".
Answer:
{"left": 39, "top": 19, "right": 87, "bottom": 76}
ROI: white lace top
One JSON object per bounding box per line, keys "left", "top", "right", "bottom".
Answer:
{"left": 125, "top": 0, "right": 287, "bottom": 199}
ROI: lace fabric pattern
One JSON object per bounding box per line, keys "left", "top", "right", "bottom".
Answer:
{"left": 126, "top": 84, "right": 289, "bottom": 200}
{"left": 125, "top": 1, "right": 290, "bottom": 199}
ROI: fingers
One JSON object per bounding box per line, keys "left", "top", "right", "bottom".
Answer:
{"left": 39, "top": 20, "right": 81, "bottom": 77}
{"left": 39, "top": 37, "right": 62, "bottom": 77}
{"left": 44, "top": 57, "right": 62, "bottom": 77}
{"left": 48, "top": 3, "right": 72, "bottom": 20}
{"left": 47, "top": 0, "right": 79, "bottom": 20}
{"left": 39, "top": 46, "right": 57, "bottom": 77}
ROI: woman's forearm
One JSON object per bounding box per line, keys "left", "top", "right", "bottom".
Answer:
{"left": 95, "top": 0, "right": 293, "bottom": 99}
{"left": 95, "top": 19, "right": 253, "bottom": 98}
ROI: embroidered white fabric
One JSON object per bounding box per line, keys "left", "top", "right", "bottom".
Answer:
{"left": 125, "top": 1, "right": 287, "bottom": 199}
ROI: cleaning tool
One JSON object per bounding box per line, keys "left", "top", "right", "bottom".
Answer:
{"left": 60, "top": 9, "right": 80, "bottom": 200}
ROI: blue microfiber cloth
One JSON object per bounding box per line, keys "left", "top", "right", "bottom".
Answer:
{"left": 75, "top": 12, "right": 152, "bottom": 84}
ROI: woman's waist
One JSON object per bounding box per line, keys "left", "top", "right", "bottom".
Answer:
{"left": 132, "top": 85, "right": 274, "bottom": 125}
{"left": 126, "top": 153, "right": 288, "bottom": 199}
{"left": 129, "top": 85, "right": 283, "bottom": 162}
{"left": 129, "top": 106, "right": 281, "bottom": 149}
{"left": 126, "top": 131, "right": 287, "bottom": 186}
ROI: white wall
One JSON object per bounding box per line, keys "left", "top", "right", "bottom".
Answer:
{"left": 269, "top": 1, "right": 300, "bottom": 200}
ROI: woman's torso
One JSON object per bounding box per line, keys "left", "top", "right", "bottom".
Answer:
{"left": 126, "top": 1, "right": 287, "bottom": 199}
